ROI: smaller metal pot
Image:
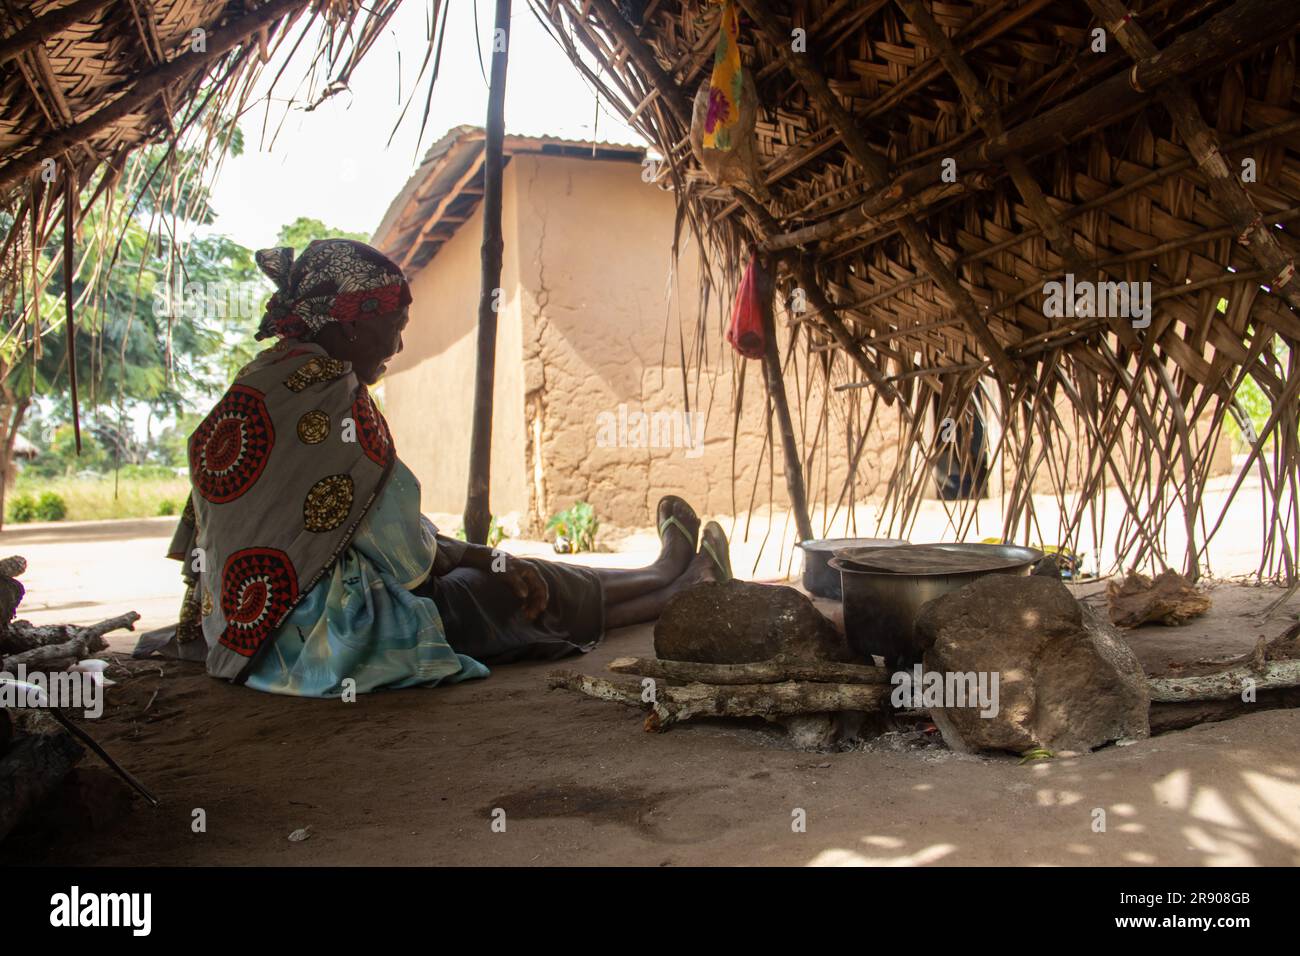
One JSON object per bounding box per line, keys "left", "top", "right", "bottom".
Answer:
{"left": 796, "top": 537, "right": 906, "bottom": 599}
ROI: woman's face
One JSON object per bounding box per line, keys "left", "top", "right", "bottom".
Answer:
{"left": 313, "top": 306, "right": 409, "bottom": 385}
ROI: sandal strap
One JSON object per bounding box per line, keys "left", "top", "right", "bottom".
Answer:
{"left": 700, "top": 536, "right": 732, "bottom": 582}
{"left": 658, "top": 513, "right": 698, "bottom": 549}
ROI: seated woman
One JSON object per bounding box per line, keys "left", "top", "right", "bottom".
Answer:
{"left": 162, "top": 238, "right": 731, "bottom": 697}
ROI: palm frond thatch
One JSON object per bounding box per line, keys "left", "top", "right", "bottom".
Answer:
{"left": 531, "top": 0, "right": 1300, "bottom": 581}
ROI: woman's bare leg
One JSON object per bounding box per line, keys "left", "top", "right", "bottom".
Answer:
{"left": 589, "top": 523, "right": 695, "bottom": 603}
{"left": 604, "top": 551, "right": 718, "bottom": 628}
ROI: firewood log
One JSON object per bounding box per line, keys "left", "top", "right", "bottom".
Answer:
{"left": 1146, "top": 659, "right": 1300, "bottom": 702}
{"left": 0, "top": 612, "right": 139, "bottom": 671}
{"left": 607, "top": 655, "right": 889, "bottom": 685}
{"left": 548, "top": 670, "right": 890, "bottom": 731}
{"left": 1146, "top": 634, "right": 1300, "bottom": 702}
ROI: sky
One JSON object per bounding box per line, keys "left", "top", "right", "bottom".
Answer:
{"left": 207, "top": 0, "right": 645, "bottom": 251}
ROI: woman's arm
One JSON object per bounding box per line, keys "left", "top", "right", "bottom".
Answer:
{"left": 430, "top": 531, "right": 469, "bottom": 577}
{"left": 430, "top": 534, "right": 549, "bottom": 619}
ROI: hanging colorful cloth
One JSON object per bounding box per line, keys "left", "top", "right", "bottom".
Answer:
{"left": 726, "top": 253, "right": 770, "bottom": 360}
{"left": 703, "top": 0, "right": 743, "bottom": 151}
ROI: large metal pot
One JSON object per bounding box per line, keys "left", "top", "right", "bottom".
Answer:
{"left": 796, "top": 537, "right": 906, "bottom": 599}
{"left": 830, "top": 543, "right": 1042, "bottom": 667}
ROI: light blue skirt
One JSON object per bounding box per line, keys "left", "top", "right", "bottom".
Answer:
{"left": 244, "top": 459, "right": 488, "bottom": 697}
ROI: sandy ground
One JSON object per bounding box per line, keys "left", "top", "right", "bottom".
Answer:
{"left": 2, "top": 514, "right": 1299, "bottom": 866}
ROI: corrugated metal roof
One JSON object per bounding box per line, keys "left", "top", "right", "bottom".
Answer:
{"left": 372, "top": 126, "right": 644, "bottom": 273}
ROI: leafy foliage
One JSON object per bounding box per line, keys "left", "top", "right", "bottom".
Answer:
{"left": 5, "top": 490, "right": 67, "bottom": 523}
{"left": 35, "top": 491, "right": 67, "bottom": 521}
{"left": 276, "top": 217, "right": 369, "bottom": 250}
{"left": 547, "top": 501, "right": 599, "bottom": 553}
{"left": 5, "top": 138, "right": 366, "bottom": 483}
{"left": 7, "top": 494, "right": 35, "bottom": 523}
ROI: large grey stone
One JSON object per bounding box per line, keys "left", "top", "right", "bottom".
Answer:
{"left": 654, "top": 580, "right": 851, "bottom": 664}
{"left": 915, "top": 575, "right": 1149, "bottom": 753}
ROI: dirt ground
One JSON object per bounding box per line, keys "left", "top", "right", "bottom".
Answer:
{"left": 2, "top": 519, "right": 1299, "bottom": 866}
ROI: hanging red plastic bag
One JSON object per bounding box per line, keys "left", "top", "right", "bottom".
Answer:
{"left": 726, "top": 253, "right": 769, "bottom": 359}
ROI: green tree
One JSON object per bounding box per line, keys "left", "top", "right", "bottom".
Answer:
{"left": 155, "top": 411, "right": 205, "bottom": 468}
{"left": 275, "top": 216, "right": 369, "bottom": 250}
{"left": 1, "top": 117, "right": 373, "bottom": 525}
{"left": 0, "top": 133, "right": 259, "bottom": 522}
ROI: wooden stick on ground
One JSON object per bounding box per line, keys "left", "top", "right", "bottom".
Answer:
{"left": 1147, "top": 655, "right": 1300, "bottom": 703}
{"left": 548, "top": 670, "right": 890, "bottom": 731}
{"left": 1, "top": 611, "right": 139, "bottom": 671}
{"left": 607, "top": 655, "right": 889, "bottom": 685}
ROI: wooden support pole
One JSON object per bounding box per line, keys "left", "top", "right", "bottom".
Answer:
{"left": 732, "top": 191, "right": 899, "bottom": 405}
{"left": 63, "top": 167, "right": 80, "bottom": 454}
{"left": 756, "top": 251, "right": 814, "bottom": 544}
{"left": 463, "top": 0, "right": 512, "bottom": 546}
{"left": 737, "top": 0, "right": 1020, "bottom": 383}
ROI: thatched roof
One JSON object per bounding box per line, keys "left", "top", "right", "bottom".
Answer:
{"left": 0, "top": 0, "right": 408, "bottom": 432}
{"left": 0, "top": 1, "right": 405, "bottom": 191}
{"left": 531, "top": 0, "right": 1300, "bottom": 580}
{"left": 373, "top": 125, "right": 644, "bottom": 272}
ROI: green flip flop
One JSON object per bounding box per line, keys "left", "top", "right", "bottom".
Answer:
{"left": 700, "top": 521, "right": 733, "bottom": 582}
{"left": 656, "top": 495, "right": 700, "bottom": 552}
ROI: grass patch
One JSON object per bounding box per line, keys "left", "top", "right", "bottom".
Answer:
{"left": 8, "top": 475, "right": 190, "bottom": 522}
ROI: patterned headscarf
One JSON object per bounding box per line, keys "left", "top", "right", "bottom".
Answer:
{"left": 254, "top": 239, "right": 412, "bottom": 340}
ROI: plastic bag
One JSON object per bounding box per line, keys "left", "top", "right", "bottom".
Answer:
{"left": 726, "top": 253, "right": 770, "bottom": 359}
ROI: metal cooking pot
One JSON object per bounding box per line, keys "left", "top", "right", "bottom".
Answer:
{"left": 796, "top": 537, "right": 906, "bottom": 599}
{"left": 830, "top": 543, "right": 1042, "bottom": 667}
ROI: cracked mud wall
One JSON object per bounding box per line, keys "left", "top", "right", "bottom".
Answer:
{"left": 382, "top": 163, "right": 530, "bottom": 525}
{"left": 508, "top": 153, "right": 898, "bottom": 532}
{"left": 384, "top": 152, "right": 905, "bottom": 534}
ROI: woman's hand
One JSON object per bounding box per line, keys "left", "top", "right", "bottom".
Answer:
{"left": 449, "top": 543, "right": 549, "bottom": 620}
{"left": 500, "top": 556, "right": 548, "bottom": 620}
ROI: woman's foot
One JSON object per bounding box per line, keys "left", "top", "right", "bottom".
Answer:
{"left": 601, "top": 523, "right": 724, "bottom": 629}
{"left": 665, "top": 522, "right": 733, "bottom": 596}
{"left": 699, "top": 521, "right": 733, "bottom": 583}
{"left": 655, "top": 495, "right": 699, "bottom": 578}
{"left": 669, "top": 549, "right": 721, "bottom": 592}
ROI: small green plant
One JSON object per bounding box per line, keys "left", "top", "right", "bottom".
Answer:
{"left": 8, "top": 494, "right": 37, "bottom": 523}
{"left": 1018, "top": 747, "right": 1055, "bottom": 765}
{"left": 546, "top": 500, "right": 598, "bottom": 553}
{"left": 34, "top": 492, "right": 68, "bottom": 522}
{"left": 157, "top": 499, "right": 178, "bottom": 516}
{"left": 451, "top": 516, "right": 511, "bottom": 546}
